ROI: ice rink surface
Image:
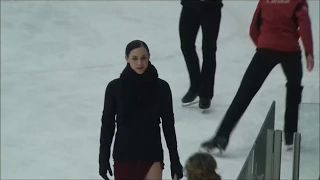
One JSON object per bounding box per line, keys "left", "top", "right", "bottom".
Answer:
{"left": 1, "top": 1, "right": 319, "bottom": 179}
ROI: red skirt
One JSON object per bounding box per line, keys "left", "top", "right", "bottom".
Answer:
{"left": 114, "top": 161, "right": 164, "bottom": 180}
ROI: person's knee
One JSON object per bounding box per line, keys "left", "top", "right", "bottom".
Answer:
{"left": 286, "top": 83, "right": 303, "bottom": 103}
{"left": 181, "top": 43, "right": 196, "bottom": 53}
{"left": 202, "top": 41, "right": 217, "bottom": 53}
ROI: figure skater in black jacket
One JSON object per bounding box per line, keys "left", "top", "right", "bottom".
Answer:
{"left": 179, "top": 0, "right": 223, "bottom": 110}
{"left": 99, "top": 40, "right": 183, "bottom": 180}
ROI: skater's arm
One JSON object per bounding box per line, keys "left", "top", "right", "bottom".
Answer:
{"left": 249, "top": 0, "right": 262, "bottom": 46}
{"left": 160, "top": 81, "right": 180, "bottom": 162}
{"left": 295, "top": 0, "right": 313, "bottom": 57}
{"left": 99, "top": 81, "right": 117, "bottom": 167}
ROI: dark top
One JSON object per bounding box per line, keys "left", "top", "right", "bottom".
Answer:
{"left": 181, "top": 0, "right": 223, "bottom": 9}
{"left": 99, "top": 62, "right": 180, "bottom": 168}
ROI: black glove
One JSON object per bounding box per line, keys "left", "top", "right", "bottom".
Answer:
{"left": 170, "top": 161, "right": 183, "bottom": 180}
{"left": 99, "top": 162, "right": 113, "bottom": 180}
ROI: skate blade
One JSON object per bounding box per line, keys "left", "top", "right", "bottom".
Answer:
{"left": 286, "top": 144, "right": 294, "bottom": 151}
{"left": 198, "top": 146, "right": 224, "bottom": 156}
{"left": 182, "top": 100, "right": 199, "bottom": 107}
{"left": 201, "top": 108, "right": 210, "bottom": 114}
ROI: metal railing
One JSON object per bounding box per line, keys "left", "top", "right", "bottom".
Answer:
{"left": 236, "top": 101, "right": 279, "bottom": 180}
{"left": 236, "top": 101, "right": 316, "bottom": 180}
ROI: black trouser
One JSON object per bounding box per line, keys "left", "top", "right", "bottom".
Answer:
{"left": 179, "top": 5, "right": 222, "bottom": 99}
{"left": 215, "top": 49, "right": 303, "bottom": 139}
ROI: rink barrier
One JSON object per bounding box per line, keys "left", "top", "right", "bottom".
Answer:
{"left": 236, "top": 101, "right": 277, "bottom": 180}
{"left": 272, "top": 130, "right": 282, "bottom": 179}
{"left": 292, "top": 132, "right": 301, "bottom": 180}
{"left": 263, "top": 129, "right": 274, "bottom": 180}
{"left": 295, "top": 102, "right": 319, "bottom": 179}
{"left": 264, "top": 129, "right": 282, "bottom": 179}
{"left": 237, "top": 102, "right": 318, "bottom": 180}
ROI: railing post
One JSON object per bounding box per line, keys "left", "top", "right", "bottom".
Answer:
{"left": 273, "top": 130, "right": 282, "bottom": 179}
{"left": 264, "top": 129, "right": 275, "bottom": 180}
{"left": 246, "top": 150, "right": 254, "bottom": 180}
{"left": 236, "top": 101, "right": 277, "bottom": 180}
{"left": 254, "top": 101, "right": 276, "bottom": 177}
{"left": 292, "top": 132, "right": 301, "bottom": 180}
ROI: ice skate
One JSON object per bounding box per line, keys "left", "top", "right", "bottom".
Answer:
{"left": 182, "top": 99, "right": 199, "bottom": 107}
{"left": 286, "top": 144, "right": 294, "bottom": 151}
{"left": 199, "top": 136, "right": 228, "bottom": 155}
{"left": 181, "top": 90, "right": 199, "bottom": 107}
{"left": 284, "top": 132, "right": 294, "bottom": 151}
{"left": 199, "top": 98, "right": 211, "bottom": 113}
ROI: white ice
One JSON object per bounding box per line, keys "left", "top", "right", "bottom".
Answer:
{"left": 1, "top": 1, "right": 319, "bottom": 179}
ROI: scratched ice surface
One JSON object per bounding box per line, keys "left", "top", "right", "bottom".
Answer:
{"left": 1, "top": 1, "right": 319, "bottom": 179}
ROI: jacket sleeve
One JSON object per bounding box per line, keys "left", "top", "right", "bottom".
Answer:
{"left": 99, "top": 81, "right": 117, "bottom": 168}
{"left": 295, "top": 0, "right": 313, "bottom": 57}
{"left": 249, "top": 0, "right": 262, "bottom": 46}
{"left": 160, "top": 81, "right": 180, "bottom": 163}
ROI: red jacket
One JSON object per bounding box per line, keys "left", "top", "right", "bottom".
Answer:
{"left": 250, "top": 0, "right": 313, "bottom": 57}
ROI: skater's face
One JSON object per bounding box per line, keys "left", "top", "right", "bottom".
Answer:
{"left": 125, "top": 47, "right": 149, "bottom": 74}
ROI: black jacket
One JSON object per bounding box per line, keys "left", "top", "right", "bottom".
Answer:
{"left": 181, "top": 0, "right": 223, "bottom": 9}
{"left": 99, "top": 62, "right": 180, "bottom": 167}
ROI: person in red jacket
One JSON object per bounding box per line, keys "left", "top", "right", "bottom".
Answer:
{"left": 200, "top": 0, "right": 315, "bottom": 152}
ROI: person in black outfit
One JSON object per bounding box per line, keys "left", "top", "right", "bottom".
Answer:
{"left": 179, "top": 0, "right": 223, "bottom": 109}
{"left": 98, "top": 40, "right": 183, "bottom": 180}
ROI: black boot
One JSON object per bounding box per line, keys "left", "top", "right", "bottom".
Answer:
{"left": 284, "top": 132, "right": 295, "bottom": 150}
{"left": 284, "top": 132, "right": 294, "bottom": 146}
{"left": 284, "top": 84, "right": 303, "bottom": 149}
{"left": 199, "top": 98, "right": 211, "bottom": 109}
{"left": 200, "top": 136, "right": 229, "bottom": 153}
{"left": 182, "top": 90, "right": 198, "bottom": 103}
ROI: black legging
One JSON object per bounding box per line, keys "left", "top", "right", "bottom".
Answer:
{"left": 215, "top": 49, "right": 303, "bottom": 139}
{"left": 179, "top": 5, "right": 222, "bottom": 99}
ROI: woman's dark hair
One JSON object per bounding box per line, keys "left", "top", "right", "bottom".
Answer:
{"left": 125, "top": 40, "right": 150, "bottom": 57}
{"left": 185, "top": 152, "right": 221, "bottom": 180}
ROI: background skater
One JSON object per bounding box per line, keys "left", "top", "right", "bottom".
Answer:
{"left": 200, "top": 0, "right": 314, "bottom": 152}
{"left": 179, "top": 0, "right": 223, "bottom": 110}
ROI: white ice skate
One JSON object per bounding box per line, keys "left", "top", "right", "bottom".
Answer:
{"left": 198, "top": 145, "right": 225, "bottom": 156}
{"left": 181, "top": 99, "right": 199, "bottom": 107}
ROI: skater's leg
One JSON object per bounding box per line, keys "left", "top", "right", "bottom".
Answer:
{"left": 280, "top": 51, "right": 303, "bottom": 145}
{"left": 201, "top": 50, "right": 280, "bottom": 151}
{"left": 144, "top": 162, "right": 162, "bottom": 180}
{"left": 198, "top": 6, "right": 221, "bottom": 100}
{"left": 215, "top": 50, "right": 279, "bottom": 140}
{"left": 179, "top": 6, "right": 201, "bottom": 94}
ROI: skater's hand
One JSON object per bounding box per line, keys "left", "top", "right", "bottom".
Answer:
{"left": 99, "top": 163, "right": 113, "bottom": 180}
{"left": 306, "top": 54, "right": 314, "bottom": 72}
{"left": 170, "top": 161, "right": 183, "bottom": 180}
